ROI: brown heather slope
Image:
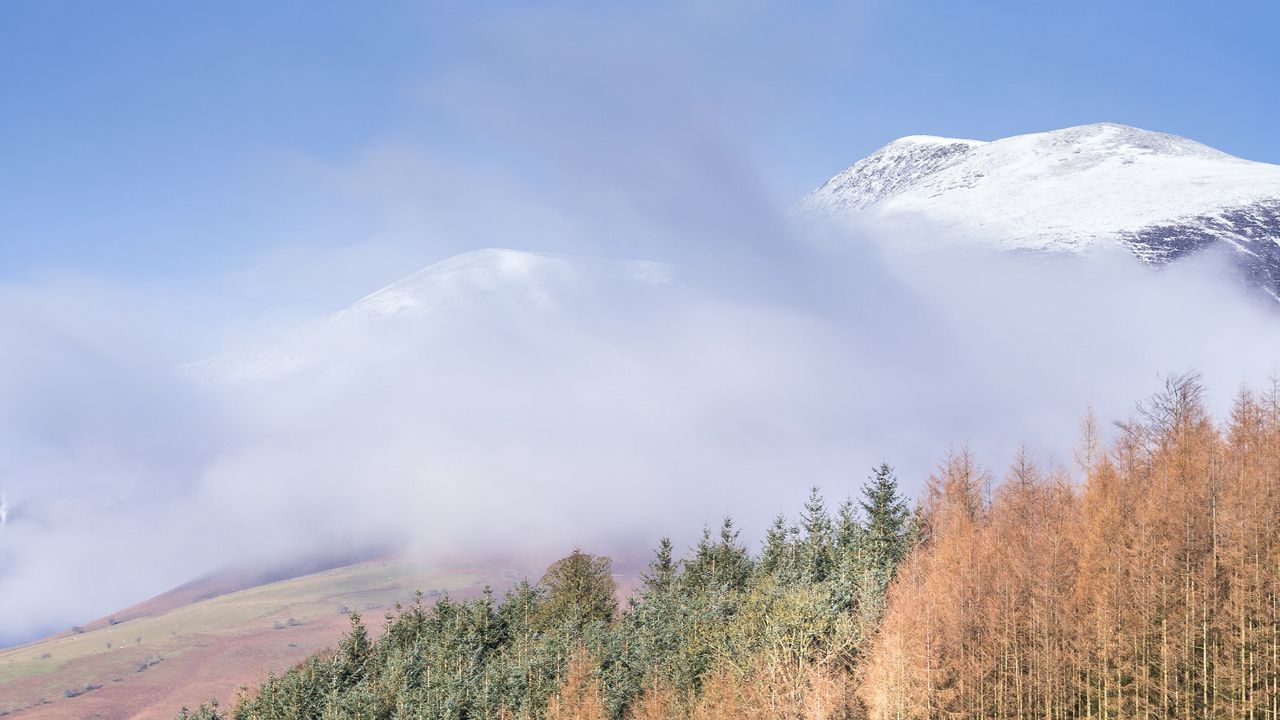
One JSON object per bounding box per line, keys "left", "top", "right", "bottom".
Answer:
{"left": 0, "top": 559, "right": 521, "bottom": 720}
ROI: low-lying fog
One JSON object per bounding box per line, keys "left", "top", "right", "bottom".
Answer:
{"left": 2, "top": 2, "right": 1278, "bottom": 647}
{"left": 3, "top": 229, "right": 1277, "bottom": 645}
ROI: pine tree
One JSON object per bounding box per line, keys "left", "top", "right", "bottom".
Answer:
{"left": 836, "top": 498, "right": 863, "bottom": 554}
{"left": 684, "top": 518, "right": 752, "bottom": 593}
{"left": 760, "top": 514, "right": 796, "bottom": 579}
{"left": 641, "top": 537, "right": 676, "bottom": 596}
{"left": 334, "top": 611, "right": 372, "bottom": 692}
{"left": 832, "top": 498, "right": 867, "bottom": 614}
{"left": 861, "top": 463, "right": 912, "bottom": 574}
{"left": 712, "top": 517, "right": 753, "bottom": 591}
{"left": 800, "top": 487, "right": 835, "bottom": 583}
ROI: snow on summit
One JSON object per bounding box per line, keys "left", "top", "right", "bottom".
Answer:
{"left": 192, "top": 249, "right": 677, "bottom": 381}
{"left": 335, "top": 249, "right": 674, "bottom": 322}
{"left": 795, "top": 123, "right": 1280, "bottom": 294}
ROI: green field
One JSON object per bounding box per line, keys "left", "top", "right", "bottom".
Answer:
{"left": 0, "top": 559, "right": 513, "bottom": 718}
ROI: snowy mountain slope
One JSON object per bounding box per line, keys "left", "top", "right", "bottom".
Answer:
{"left": 332, "top": 248, "right": 674, "bottom": 323}
{"left": 192, "top": 248, "right": 676, "bottom": 381}
{"left": 794, "top": 123, "right": 1280, "bottom": 295}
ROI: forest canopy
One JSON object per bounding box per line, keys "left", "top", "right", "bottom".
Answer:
{"left": 180, "top": 374, "right": 1280, "bottom": 720}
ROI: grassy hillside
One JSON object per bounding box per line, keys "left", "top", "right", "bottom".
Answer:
{"left": 0, "top": 560, "right": 508, "bottom": 720}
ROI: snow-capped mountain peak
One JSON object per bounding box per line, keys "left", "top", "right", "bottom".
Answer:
{"left": 334, "top": 248, "right": 673, "bottom": 322}
{"left": 794, "top": 123, "right": 1280, "bottom": 295}
{"left": 802, "top": 135, "right": 986, "bottom": 216}
{"left": 191, "top": 248, "right": 677, "bottom": 381}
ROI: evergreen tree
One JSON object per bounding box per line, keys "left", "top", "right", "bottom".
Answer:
{"left": 835, "top": 498, "right": 862, "bottom": 553}
{"left": 860, "top": 463, "right": 911, "bottom": 573}
{"left": 712, "top": 517, "right": 752, "bottom": 591}
{"left": 800, "top": 487, "right": 835, "bottom": 583}
{"left": 759, "top": 514, "right": 794, "bottom": 577}
{"left": 640, "top": 537, "right": 676, "bottom": 596}
{"left": 830, "top": 498, "right": 867, "bottom": 612}
{"left": 333, "top": 611, "right": 371, "bottom": 691}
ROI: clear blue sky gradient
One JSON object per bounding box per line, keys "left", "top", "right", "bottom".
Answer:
{"left": 2, "top": 0, "right": 1277, "bottom": 282}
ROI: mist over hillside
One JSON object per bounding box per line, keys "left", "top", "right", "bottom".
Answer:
{"left": 4, "top": 207, "right": 1280, "bottom": 647}
{"left": 3, "top": 1, "right": 1280, "bottom": 654}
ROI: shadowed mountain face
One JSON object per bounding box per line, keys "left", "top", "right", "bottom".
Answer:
{"left": 1120, "top": 199, "right": 1280, "bottom": 291}
{"left": 793, "top": 123, "right": 1280, "bottom": 299}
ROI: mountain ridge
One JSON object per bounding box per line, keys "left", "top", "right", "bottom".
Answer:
{"left": 793, "top": 123, "right": 1280, "bottom": 297}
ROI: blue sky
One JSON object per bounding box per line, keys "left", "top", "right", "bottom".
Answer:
{"left": 1, "top": 0, "right": 1277, "bottom": 289}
